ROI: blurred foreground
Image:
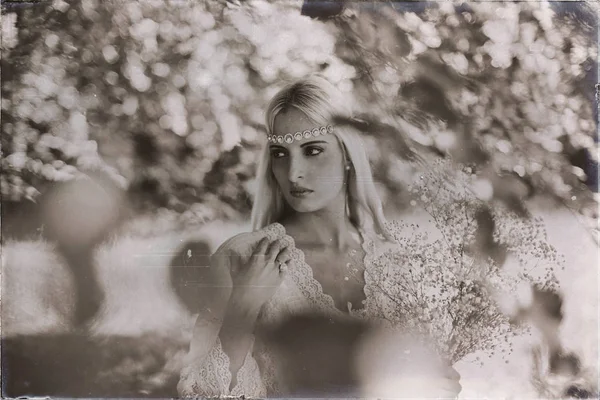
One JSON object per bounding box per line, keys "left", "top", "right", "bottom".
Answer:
{"left": 1, "top": 177, "right": 597, "bottom": 398}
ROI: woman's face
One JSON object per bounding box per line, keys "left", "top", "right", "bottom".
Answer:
{"left": 270, "top": 109, "right": 347, "bottom": 213}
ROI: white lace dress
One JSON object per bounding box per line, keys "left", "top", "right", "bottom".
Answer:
{"left": 177, "top": 222, "right": 396, "bottom": 398}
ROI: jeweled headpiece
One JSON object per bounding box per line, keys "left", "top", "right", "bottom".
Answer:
{"left": 267, "top": 124, "right": 334, "bottom": 144}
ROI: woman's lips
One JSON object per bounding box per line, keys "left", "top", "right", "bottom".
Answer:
{"left": 290, "top": 189, "right": 313, "bottom": 198}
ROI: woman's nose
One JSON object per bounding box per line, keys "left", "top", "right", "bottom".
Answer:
{"left": 288, "top": 156, "right": 306, "bottom": 183}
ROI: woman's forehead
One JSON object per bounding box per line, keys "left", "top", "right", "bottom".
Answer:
{"left": 273, "top": 109, "right": 322, "bottom": 134}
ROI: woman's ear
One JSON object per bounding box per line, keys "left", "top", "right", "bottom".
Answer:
{"left": 344, "top": 163, "right": 351, "bottom": 186}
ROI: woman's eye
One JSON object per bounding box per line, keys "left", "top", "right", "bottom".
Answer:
{"left": 305, "top": 147, "right": 323, "bottom": 156}
{"left": 271, "top": 150, "right": 286, "bottom": 158}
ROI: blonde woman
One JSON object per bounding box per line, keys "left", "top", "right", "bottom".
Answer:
{"left": 178, "top": 75, "right": 460, "bottom": 398}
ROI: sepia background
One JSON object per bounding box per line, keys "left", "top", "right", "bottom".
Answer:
{"left": 1, "top": 0, "right": 598, "bottom": 398}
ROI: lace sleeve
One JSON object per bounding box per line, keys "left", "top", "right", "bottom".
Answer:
{"left": 177, "top": 222, "right": 316, "bottom": 398}
{"left": 177, "top": 335, "right": 267, "bottom": 398}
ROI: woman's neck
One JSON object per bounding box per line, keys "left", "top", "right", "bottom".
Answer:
{"left": 281, "top": 197, "right": 357, "bottom": 251}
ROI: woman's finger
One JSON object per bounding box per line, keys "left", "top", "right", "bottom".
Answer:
{"left": 275, "top": 247, "right": 291, "bottom": 265}
{"left": 265, "top": 240, "right": 283, "bottom": 265}
{"left": 251, "top": 237, "right": 270, "bottom": 258}
{"left": 277, "top": 262, "right": 289, "bottom": 275}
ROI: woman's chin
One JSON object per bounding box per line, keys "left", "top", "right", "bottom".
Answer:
{"left": 288, "top": 204, "right": 316, "bottom": 213}
{"left": 285, "top": 198, "right": 319, "bottom": 213}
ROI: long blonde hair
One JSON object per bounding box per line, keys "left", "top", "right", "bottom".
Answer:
{"left": 250, "top": 75, "right": 390, "bottom": 240}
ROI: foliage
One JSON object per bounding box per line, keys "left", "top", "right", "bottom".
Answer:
{"left": 1, "top": 0, "right": 597, "bottom": 225}
{"left": 2, "top": 0, "right": 342, "bottom": 215}
{"left": 330, "top": 1, "right": 597, "bottom": 219}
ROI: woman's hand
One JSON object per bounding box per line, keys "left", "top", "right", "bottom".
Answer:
{"left": 208, "top": 224, "right": 293, "bottom": 318}
{"left": 228, "top": 236, "right": 291, "bottom": 314}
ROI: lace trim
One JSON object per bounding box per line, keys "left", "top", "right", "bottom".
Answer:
{"left": 287, "top": 245, "right": 340, "bottom": 314}
{"left": 360, "top": 231, "right": 381, "bottom": 319}
{"left": 178, "top": 335, "right": 266, "bottom": 398}
{"left": 361, "top": 231, "right": 405, "bottom": 322}
{"left": 253, "top": 337, "right": 281, "bottom": 395}
{"left": 178, "top": 336, "right": 232, "bottom": 398}
{"left": 231, "top": 337, "right": 267, "bottom": 397}
{"left": 259, "top": 222, "right": 340, "bottom": 315}
{"left": 263, "top": 222, "right": 286, "bottom": 241}
{"left": 281, "top": 223, "right": 378, "bottom": 318}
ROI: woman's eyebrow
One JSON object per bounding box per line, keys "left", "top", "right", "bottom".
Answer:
{"left": 300, "top": 140, "right": 328, "bottom": 148}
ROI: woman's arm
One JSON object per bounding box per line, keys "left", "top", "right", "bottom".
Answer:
{"left": 178, "top": 233, "right": 291, "bottom": 397}
{"left": 218, "top": 291, "right": 262, "bottom": 390}
{"left": 217, "top": 236, "right": 290, "bottom": 389}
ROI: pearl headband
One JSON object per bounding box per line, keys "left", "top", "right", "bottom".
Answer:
{"left": 267, "top": 124, "right": 334, "bottom": 144}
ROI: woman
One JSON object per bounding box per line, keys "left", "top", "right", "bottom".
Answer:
{"left": 178, "top": 75, "right": 461, "bottom": 398}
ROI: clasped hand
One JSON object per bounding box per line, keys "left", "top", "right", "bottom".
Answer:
{"left": 212, "top": 230, "right": 292, "bottom": 313}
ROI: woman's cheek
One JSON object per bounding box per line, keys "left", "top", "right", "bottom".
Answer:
{"left": 271, "top": 165, "right": 287, "bottom": 188}
{"left": 317, "top": 157, "right": 345, "bottom": 181}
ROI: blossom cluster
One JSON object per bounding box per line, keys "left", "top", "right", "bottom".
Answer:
{"left": 365, "top": 160, "right": 562, "bottom": 363}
